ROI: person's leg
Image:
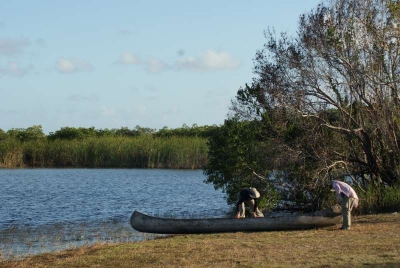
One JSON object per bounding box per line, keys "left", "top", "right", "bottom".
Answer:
{"left": 238, "top": 202, "right": 246, "bottom": 218}
{"left": 237, "top": 193, "right": 246, "bottom": 218}
{"left": 341, "top": 196, "right": 348, "bottom": 229}
{"left": 347, "top": 198, "right": 355, "bottom": 228}
{"left": 255, "top": 207, "right": 264, "bottom": 217}
{"left": 341, "top": 195, "right": 354, "bottom": 229}
{"left": 248, "top": 200, "right": 264, "bottom": 217}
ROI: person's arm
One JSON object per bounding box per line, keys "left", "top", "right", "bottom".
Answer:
{"left": 332, "top": 182, "right": 342, "bottom": 202}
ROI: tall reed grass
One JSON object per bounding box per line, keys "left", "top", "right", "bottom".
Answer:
{"left": 0, "top": 139, "right": 24, "bottom": 168}
{"left": 0, "top": 136, "right": 208, "bottom": 169}
{"left": 358, "top": 184, "right": 400, "bottom": 213}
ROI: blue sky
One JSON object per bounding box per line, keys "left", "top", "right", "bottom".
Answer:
{"left": 1, "top": 0, "right": 321, "bottom": 134}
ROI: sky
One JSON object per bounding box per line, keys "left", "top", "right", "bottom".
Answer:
{"left": 1, "top": 0, "right": 322, "bottom": 134}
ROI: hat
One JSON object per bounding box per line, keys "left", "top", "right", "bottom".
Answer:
{"left": 248, "top": 187, "right": 260, "bottom": 199}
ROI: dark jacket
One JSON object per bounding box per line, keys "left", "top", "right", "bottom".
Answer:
{"left": 236, "top": 189, "right": 259, "bottom": 212}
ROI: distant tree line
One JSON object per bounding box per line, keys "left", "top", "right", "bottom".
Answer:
{"left": 0, "top": 124, "right": 220, "bottom": 142}
{"left": 0, "top": 124, "right": 216, "bottom": 169}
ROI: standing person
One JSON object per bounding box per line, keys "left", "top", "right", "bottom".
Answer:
{"left": 235, "top": 187, "right": 264, "bottom": 219}
{"left": 331, "top": 180, "right": 359, "bottom": 230}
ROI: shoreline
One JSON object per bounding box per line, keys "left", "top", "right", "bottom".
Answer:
{"left": 2, "top": 212, "right": 399, "bottom": 267}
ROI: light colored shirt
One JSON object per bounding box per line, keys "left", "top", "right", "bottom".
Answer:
{"left": 331, "top": 180, "right": 359, "bottom": 208}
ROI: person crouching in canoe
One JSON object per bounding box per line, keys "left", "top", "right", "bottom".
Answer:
{"left": 235, "top": 187, "right": 264, "bottom": 219}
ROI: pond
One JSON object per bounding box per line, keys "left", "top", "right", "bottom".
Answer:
{"left": 0, "top": 168, "right": 231, "bottom": 259}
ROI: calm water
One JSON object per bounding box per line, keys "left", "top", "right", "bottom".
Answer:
{"left": 0, "top": 169, "right": 231, "bottom": 259}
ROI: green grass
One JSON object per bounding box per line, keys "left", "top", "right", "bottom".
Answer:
{"left": 0, "top": 136, "right": 208, "bottom": 169}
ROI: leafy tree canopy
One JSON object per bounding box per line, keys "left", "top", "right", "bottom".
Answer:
{"left": 206, "top": 0, "right": 400, "bottom": 211}
{"left": 7, "top": 125, "right": 45, "bottom": 142}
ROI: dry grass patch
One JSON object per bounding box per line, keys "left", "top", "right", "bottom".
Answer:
{"left": 2, "top": 213, "right": 399, "bottom": 268}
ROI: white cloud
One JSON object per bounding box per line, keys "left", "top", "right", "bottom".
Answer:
{"left": 56, "top": 58, "right": 94, "bottom": 74}
{"left": 0, "top": 37, "right": 30, "bottom": 56}
{"left": 116, "top": 52, "right": 140, "bottom": 65}
{"left": 145, "top": 58, "right": 169, "bottom": 73}
{"left": 175, "top": 50, "right": 241, "bottom": 71}
{"left": 0, "top": 61, "right": 33, "bottom": 77}
{"left": 116, "top": 49, "right": 240, "bottom": 73}
{"left": 56, "top": 59, "right": 74, "bottom": 73}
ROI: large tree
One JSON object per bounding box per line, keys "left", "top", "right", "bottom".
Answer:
{"left": 236, "top": 0, "right": 400, "bottom": 187}
{"left": 207, "top": 0, "right": 400, "bottom": 211}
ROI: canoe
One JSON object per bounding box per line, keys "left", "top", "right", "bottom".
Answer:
{"left": 130, "top": 205, "right": 342, "bottom": 234}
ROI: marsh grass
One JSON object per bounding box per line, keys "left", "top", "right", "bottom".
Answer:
{"left": 0, "top": 136, "right": 208, "bottom": 169}
{"left": 0, "top": 140, "right": 24, "bottom": 168}
{"left": 2, "top": 213, "right": 399, "bottom": 268}
{"left": 358, "top": 184, "right": 400, "bottom": 214}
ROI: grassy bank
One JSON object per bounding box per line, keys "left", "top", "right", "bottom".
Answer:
{"left": 2, "top": 213, "right": 399, "bottom": 267}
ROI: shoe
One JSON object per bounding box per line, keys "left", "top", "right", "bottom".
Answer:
{"left": 339, "top": 227, "right": 350, "bottom": 230}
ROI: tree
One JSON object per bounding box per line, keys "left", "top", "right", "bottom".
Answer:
{"left": 135, "top": 125, "right": 156, "bottom": 135}
{"left": 206, "top": 0, "right": 400, "bottom": 211}
{"left": 48, "top": 127, "right": 85, "bottom": 140}
{"left": 204, "top": 117, "right": 279, "bottom": 210}
{"left": 7, "top": 125, "right": 45, "bottom": 142}
{"left": 113, "top": 127, "right": 140, "bottom": 137}
{"left": 234, "top": 0, "right": 400, "bottom": 188}
{"left": 297, "top": 0, "right": 400, "bottom": 187}
{"left": 0, "top": 129, "right": 8, "bottom": 140}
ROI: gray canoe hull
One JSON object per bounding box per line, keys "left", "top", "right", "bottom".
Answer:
{"left": 130, "top": 205, "right": 342, "bottom": 234}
